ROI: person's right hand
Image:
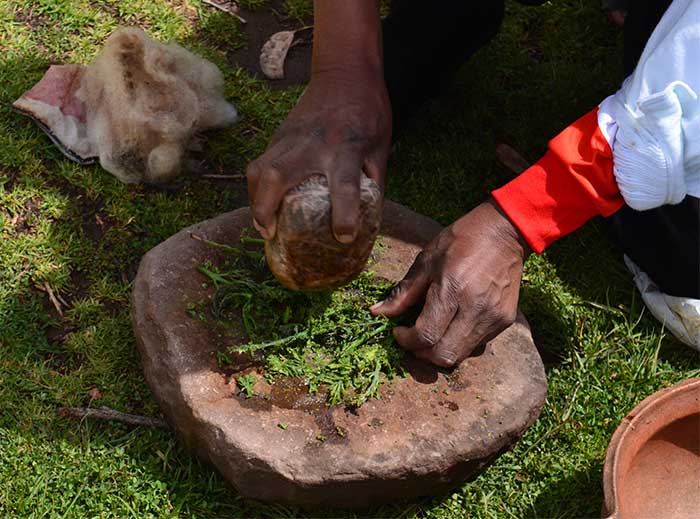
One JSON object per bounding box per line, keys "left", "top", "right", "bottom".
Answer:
{"left": 246, "top": 67, "right": 392, "bottom": 244}
{"left": 371, "top": 200, "right": 529, "bottom": 368}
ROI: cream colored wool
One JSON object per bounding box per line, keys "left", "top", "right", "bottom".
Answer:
{"left": 78, "top": 27, "right": 238, "bottom": 184}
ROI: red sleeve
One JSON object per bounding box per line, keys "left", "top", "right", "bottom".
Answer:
{"left": 492, "top": 107, "right": 624, "bottom": 254}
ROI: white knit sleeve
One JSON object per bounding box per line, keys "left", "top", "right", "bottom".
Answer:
{"left": 597, "top": 0, "right": 700, "bottom": 211}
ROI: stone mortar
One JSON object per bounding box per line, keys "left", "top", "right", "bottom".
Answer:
{"left": 131, "top": 200, "right": 548, "bottom": 508}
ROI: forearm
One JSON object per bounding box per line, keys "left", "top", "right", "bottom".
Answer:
{"left": 492, "top": 108, "right": 623, "bottom": 253}
{"left": 493, "top": 0, "right": 700, "bottom": 253}
{"left": 312, "top": 0, "right": 383, "bottom": 77}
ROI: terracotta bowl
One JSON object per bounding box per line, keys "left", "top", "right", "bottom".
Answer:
{"left": 602, "top": 378, "right": 700, "bottom": 519}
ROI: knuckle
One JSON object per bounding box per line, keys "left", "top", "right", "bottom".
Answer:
{"left": 245, "top": 160, "right": 262, "bottom": 180}
{"left": 339, "top": 114, "right": 371, "bottom": 140}
{"left": 473, "top": 308, "right": 515, "bottom": 345}
{"left": 252, "top": 205, "right": 269, "bottom": 225}
{"left": 471, "top": 295, "right": 492, "bottom": 317}
{"left": 415, "top": 326, "right": 440, "bottom": 348}
{"left": 501, "top": 306, "right": 517, "bottom": 327}
{"left": 494, "top": 317, "right": 510, "bottom": 331}
{"left": 506, "top": 299, "right": 518, "bottom": 319}
{"left": 261, "top": 166, "right": 284, "bottom": 185}
{"left": 326, "top": 115, "right": 376, "bottom": 148}
{"left": 480, "top": 310, "right": 503, "bottom": 333}
{"left": 387, "top": 280, "right": 408, "bottom": 301}
{"left": 332, "top": 180, "right": 360, "bottom": 201}
{"left": 490, "top": 305, "right": 515, "bottom": 329}
{"left": 440, "top": 277, "right": 463, "bottom": 305}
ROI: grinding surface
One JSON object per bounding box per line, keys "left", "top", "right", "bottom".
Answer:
{"left": 131, "top": 201, "right": 547, "bottom": 508}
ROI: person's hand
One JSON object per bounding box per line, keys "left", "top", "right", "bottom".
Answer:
{"left": 371, "top": 199, "right": 530, "bottom": 367}
{"left": 246, "top": 67, "right": 391, "bottom": 244}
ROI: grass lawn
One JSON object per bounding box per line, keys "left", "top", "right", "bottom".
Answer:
{"left": 0, "top": 0, "right": 698, "bottom": 517}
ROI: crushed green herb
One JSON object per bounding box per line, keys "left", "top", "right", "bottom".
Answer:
{"left": 197, "top": 233, "right": 406, "bottom": 407}
{"left": 236, "top": 373, "right": 258, "bottom": 398}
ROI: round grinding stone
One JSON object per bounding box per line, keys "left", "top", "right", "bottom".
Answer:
{"left": 131, "top": 201, "right": 547, "bottom": 508}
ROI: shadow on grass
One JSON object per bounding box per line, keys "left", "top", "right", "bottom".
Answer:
{"left": 519, "top": 284, "right": 574, "bottom": 368}
{"left": 525, "top": 463, "right": 604, "bottom": 519}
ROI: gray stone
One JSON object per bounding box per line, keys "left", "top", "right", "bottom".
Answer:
{"left": 131, "top": 201, "right": 547, "bottom": 508}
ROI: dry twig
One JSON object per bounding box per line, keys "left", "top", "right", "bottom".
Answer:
{"left": 202, "top": 174, "right": 246, "bottom": 180}
{"left": 11, "top": 264, "right": 31, "bottom": 286}
{"left": 190, "top": 232, "right": 206, "bottom": 244}
{"left": 496, "top": 143, "right": 531, "bottom": 176}
{"left": 201, "top": 0, "right": 247, "bottom": 24}
{"left": 58, "top": 406, "right": 169, "bottom": 429}
{"left": 42, "top": 281, "right": 64, "bottom": 318}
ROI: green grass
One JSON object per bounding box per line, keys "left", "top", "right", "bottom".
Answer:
{"left": 0, "top": 0, "right": 697, "bottom": 517}
{"left": 282, "top": 0, "right": 313, "bottom": 22}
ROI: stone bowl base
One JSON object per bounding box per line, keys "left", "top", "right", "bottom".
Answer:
{"left": 131, "top": 201, "right": 547, "bottom": 508}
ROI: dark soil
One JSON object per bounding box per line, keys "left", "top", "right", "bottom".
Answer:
{"left": 80, "top": 197, "right": 119, "bottom": 244}
{"left": 13, "top": 198, "right": 42, "bottom": 234}
{"left": 43, "top": 350, "right": 87, "bottom": 374}
{"left": 13, "top": 6, "right": 51, "bottom": 31}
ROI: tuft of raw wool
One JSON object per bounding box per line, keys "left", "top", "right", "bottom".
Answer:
{"left": 78, "top": 27, "right": 238, "bottom": 184}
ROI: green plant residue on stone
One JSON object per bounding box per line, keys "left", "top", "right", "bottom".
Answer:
{"left": 197, "top": 234, "right": 405, "bottom": 407}
{"left": 236, "top": 373, "right": 257, "bottom": 398}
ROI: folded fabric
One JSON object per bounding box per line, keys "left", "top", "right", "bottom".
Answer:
{"left": 494, "top": 0, "right": 700, "bottom": 253}
{"left": 492, "top": 108, "right": 622, "bottom": 253}
{"left": 624, "top": 255, "right": 700, "bottom": 349}
{"left": 13, "top": 27, "right": 238, "bottom": 184}
{"left": 12, "top": 64, "right": 97, "bottom": 165}
{"left": 599, "top": 0, "right": 700, "bottom": 210}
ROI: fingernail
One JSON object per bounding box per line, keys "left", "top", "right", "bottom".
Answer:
{"left": 252, "top": 218, "right": 271, "bottom": 240}
{"left": 335, "top": 232, "right": 355, "bottom": 244}
{"left": 370, "top": 301, "right": 383, "bottom": 312}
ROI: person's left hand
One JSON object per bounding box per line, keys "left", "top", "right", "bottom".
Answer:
{"left": 371, "top": 199, "right": 530, "bottom": 367}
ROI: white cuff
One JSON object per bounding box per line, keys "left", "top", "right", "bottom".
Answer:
{"left": 596, "top": 0, "right": 700, "bottom": 211}
{"left": 599, "top": 84, "right": 691, "bottom": 211}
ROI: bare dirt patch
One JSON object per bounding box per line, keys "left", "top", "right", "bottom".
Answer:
{"left": 13, "top": 6, "right": 51, "bottom": 31}
{"left": 11, "top": 198, "right": 42, "bottom": 234}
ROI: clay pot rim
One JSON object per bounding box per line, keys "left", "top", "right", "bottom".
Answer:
{"left": 602, "top": 377, "right": 700, "bottom": 519}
